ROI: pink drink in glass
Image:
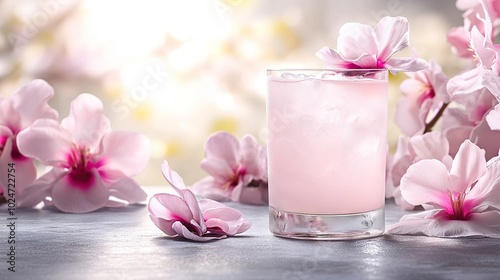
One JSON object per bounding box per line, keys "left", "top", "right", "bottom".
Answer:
{"left": 267, "top": 69, "right": 387, "bottom": 239}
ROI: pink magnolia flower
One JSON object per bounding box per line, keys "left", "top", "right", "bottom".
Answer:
{"left": 16, "top": 93, "right": 150, "bottom": 213}
{"left": 0, "top": 79, "right": 58, "bottom": 199}
{"left": 395, "top": 60, "right": 450, "bottom": 136}
{"left": 448, "top": 0, "right": 499, "bottom": 58}
{"left": 390, "top": 132, "right": 452, "bottom": 210}
{"left": 191, "top": 131, "right": 268, "bottom": 205}
{"left": 448, "top": 2, "right": 500, "bottom": 95}
{"left": 148, "top": 161, "right": 251, "bottom": 241}
{"left": 316, "top": 16, "right": 427, "bottom": 74}
{"left": 388, "top": 140, "right": 500, "bottom": 238}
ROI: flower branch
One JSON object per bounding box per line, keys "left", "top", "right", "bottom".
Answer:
{"left": 423, "top": 102, "right": 449, "bottom": 133}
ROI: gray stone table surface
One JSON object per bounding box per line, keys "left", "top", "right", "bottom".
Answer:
{"left": 1, "top": 186, "right": 500, "bottom": 280}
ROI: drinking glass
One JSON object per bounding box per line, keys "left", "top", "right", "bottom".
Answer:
{"left": 267, "top": 69, "right": 388, "bottom": 240}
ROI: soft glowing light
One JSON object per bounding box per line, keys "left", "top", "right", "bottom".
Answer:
{"left": 80, "top": 0, "right": 227, "bottom": 63}
{"left": 168, "top": 42, "right": 209, "bottom": 72}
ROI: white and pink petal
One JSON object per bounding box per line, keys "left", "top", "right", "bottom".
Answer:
{"left": 204, "top": 131, "right": 240, "bottom": 168}
{"left": 149, "top": 215, "right": 178, "bottom": 236}
{"left": 61, "top": 93, "right": 111, "bottom": 150}
{"left": 470, "top": 118, "right": 500, "bottom": 160}
{"left": 337, "top": 23, "right": 378, "bottom": 61}
{"left": 16, "top": 119, "right": 74, "bottom": 167}
{"left": 11, "top": 79, "right": 58, "bottom": 129}
{"left": 51, "top": 169, "right": 110, "bottom": 213}
{"left": 107, "top": 177, "right": 147, "bottom": 204}
{"left": 0, "top": 137, "right": 36, "bottom": 198}
{"left": 161, "top": 160, "right": 206, "bottom": 232}
{"left": 482, "top": 70, "right": 500, "bottom": 100}
{"left": 0, "top": 99, "right": 21, "bottom": 133}
{"left": 400, "top": 159, "right": 453, "bottom": 206}
{"left": 449, "top": 140, "right": 486, "bottom": 193}
{"left": 148, "top": 193, "right": 194, "bottom": 223}
{"left": 199, "top": 157, "right": 234, "bottom": 182}
{"left": 160, "top": 161, "right": 187, "bottom": 194}
{"left": 99, "top": 131, "right": 151, "bottom": 178}
{"left": 427, "top": 60, "right": 450, "bottom": 102}
{"left": 393, "top": 187, "right": 416, "bottom": 210}
{"left": 375, "top": 16, "right": 410, "bottom": 61}
{"left": 17, "top": 168, "right": 67, "bottom": 208}
{"left": 447, "top": 27, "right": 473, "bottom": 58}
{"left": 423, "top": 212, "right": 500, "bottom": 238}
{"left": 394, "top": 84, "right": 429, "bottom": 136}
{"left": 384, "top": 57, "right": 428, "bottom": 74}
{"left": 447, "top": 67, "right": 485, "bottom": 96}
{"left": 191, "top": 176, "right": 233, "bottom": 201}
{"left": 387, "top": 209, "right": 442, "bottom": 236}
{"left": 239, "top": 134, "right": 264, "bottom": 177}
{"left": 315, "top": 47, "right": 350, "bottom": 68}
{"left": 410, "top": 131, "right": 449, "bottom": 161}
{"left": 199, "top": 199, "right": 251, "bottom": 235}
{"left": 468, "top": 158, "right": 500, "bottom": 209}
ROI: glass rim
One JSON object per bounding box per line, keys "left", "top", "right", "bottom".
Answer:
{"left": 267, "top": 68, "right": 388, "bottom": 80}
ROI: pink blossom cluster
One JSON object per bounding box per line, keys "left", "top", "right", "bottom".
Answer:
{"left": 0, "top": 80, "right": 151, "bottom": 213}
{"left": 386, "top": 1, "right": 500, "bottom": 237}
{"left": 318, "top": 2, "right": 500, "bottom": 238}
{"left": 191, "top": 131, "right": 268, "bottom": 205}
{"left": 387, "top": 1, "right": 500, "bottom": 208}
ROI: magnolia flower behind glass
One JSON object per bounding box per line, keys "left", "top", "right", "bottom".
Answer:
{"left": 0, "top": 80, "right": 58, "bottom": 199}
{"left": 191, "top": 131, "right": 268, "bottom": 205}
{"left": 148, "top": 161, "right": 251, "bottom": 242}
{"left": 395, "top": 60, "right": 450, "bottom": 136}
{"left": 388, "top": 140, "right": 500, "bottom": 238}
{"left": 16, "top": 93, "right": 150, "bottom": 213}
{"left": 316, "top": 16, "right": 427, "bottom": 74}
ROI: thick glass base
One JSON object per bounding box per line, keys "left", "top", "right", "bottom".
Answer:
{"left": 269, "top": 206, "right": 384, "bottom": 240}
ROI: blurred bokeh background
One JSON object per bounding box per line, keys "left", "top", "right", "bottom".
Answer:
{"left": 0, "top": 0, "right": 465, "bottom": 186}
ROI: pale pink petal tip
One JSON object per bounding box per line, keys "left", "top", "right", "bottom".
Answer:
{"left": 161, "top": 160, "right": 186, "bottom": 191}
